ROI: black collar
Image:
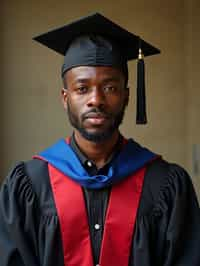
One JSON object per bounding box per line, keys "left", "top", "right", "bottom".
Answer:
{"left": 69, "top": 133, "right": 123, "bottom": 176}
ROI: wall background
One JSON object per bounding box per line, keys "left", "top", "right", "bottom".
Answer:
{"left": 1, "top": 0, "right": 200, "bottom": 199}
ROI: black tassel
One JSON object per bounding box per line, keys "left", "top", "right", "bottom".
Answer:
{"left": 136, "top": 48, "right": 147, "bottom": 124}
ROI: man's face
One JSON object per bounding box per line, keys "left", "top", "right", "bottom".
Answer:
{"left": 62, "top": 66, "right": 129, "bottom": 142}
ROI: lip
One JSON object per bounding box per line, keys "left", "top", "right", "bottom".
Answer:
{"left": 85, "top": 116, "right": 108, "bottom": 125}
{"left": 84, "top": 112, "right": 108, "bottom": 119}
{"left": 83, "top": 112, "right": 110, "bottom": 125}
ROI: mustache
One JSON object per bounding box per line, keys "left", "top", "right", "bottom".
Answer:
{"left": 82, "top": 108, "right": 111, "bottom": 120}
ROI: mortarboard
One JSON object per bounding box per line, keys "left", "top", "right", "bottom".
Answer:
{"left": 33, "top": 13, "right": 160, "bottom": 124}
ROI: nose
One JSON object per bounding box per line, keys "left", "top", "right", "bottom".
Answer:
{"left": 87, "top": 88, "right": 105, "bottom": 108}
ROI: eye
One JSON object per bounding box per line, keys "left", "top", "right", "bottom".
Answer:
{"left": 77, "top": 86, "right": 88, "bottom": 94}
{"left": 103, "top": 86, "right": 117, "bottom": 93}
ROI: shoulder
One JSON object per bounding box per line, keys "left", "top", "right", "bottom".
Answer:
{"left": 1, "top": 159, "right": 49, "bottom": 187}
{"left": 139, "top": 158, "right": 196, "bottom": 216}
{"left": 145, "top": 159, "right": 191, "bottom": 190}
{"left": 24, "top": 158, "right": 49, "bottom": 189}
{"left": 145, "top": 159, "right": 193, "bottom": 195}
{"left": 1, "top": 159, "right": 51, "bottom": 207}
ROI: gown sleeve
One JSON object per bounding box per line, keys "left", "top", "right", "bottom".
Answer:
{"left": 0, "top": 162, "right": 40, "bottom": 266}
{"left": 162, "top": 164, "right": 200, "bottom": 266}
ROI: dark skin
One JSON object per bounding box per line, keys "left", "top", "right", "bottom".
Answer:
{"left": 61, "top": 66, "right": 129, "bottom": 168}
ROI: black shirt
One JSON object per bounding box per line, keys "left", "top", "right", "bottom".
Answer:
{"left": 70, "top": 134, "right": 122, "bottom": 264}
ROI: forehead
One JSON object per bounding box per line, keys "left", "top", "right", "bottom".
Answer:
{"left": 65, "top": 66, "right": 125, "bottom": 83}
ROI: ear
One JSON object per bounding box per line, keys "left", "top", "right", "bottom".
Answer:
{"left": 61, "top": 88, "right": 68, "bottom": 110}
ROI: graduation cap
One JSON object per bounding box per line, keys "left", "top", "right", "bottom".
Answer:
{"left": 33, "top": 13, "right": 160, "bottom": 124}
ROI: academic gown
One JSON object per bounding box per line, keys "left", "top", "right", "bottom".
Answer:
{"left": 0, "top": 145, "right": 200, "bottom": 266}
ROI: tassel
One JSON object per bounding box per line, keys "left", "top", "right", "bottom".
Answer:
{"left": 136, "top": 46, "right": 147, "bottom": 124}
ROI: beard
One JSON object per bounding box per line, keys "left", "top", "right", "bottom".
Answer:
{"left": 66, "top": 103, "right": 126, "bottom": 143}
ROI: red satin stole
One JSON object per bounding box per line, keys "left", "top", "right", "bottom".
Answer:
{"left": 48, "top": 164, "right": 146, "bottom": 266}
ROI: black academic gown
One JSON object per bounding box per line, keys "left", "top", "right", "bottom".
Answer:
{"left": 0, "top": 158, "right": 200, "bottom": 266}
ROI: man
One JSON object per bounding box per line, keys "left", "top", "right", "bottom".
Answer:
{"left": 0, "top": 13, "right": 200, "bottom": 266}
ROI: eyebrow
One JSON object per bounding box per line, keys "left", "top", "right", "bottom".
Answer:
{"left": 101, "top": 77, "right": 121, "bottom": 83}
{"left": 73, "top": 77, "right": 121, "bottom": 83}
{"left": 70, "top": 75, "right": 122, "bottom": 87}
{"left": 70, "top": 78, "right": 91, "bottom": 86}
{"left": 73, "top": 78, "right": 90, "bottom": 83}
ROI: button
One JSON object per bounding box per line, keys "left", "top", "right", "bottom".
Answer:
{"left": 87, "top": 161, "right": 93, "bottom": 167}
{"left": 94, "top": 223, "right": 100, "bottom": 230}
{"left": 96, "top": 264, "right": 100, "bottom": 266}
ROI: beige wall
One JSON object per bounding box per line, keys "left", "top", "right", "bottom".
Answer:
{"left": 1, "top": 0, "right": 200, "bottom": 198}
{"left": 185, "top": 0, "right": 200, "bottom": 197}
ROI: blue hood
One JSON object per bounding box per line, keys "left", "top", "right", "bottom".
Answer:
{"left": 36, "top": 138, "right": 158, "bottom": 189}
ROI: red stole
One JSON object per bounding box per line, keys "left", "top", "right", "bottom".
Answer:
{"left": 48, "top": 164, "right": 146, "bottom": 266}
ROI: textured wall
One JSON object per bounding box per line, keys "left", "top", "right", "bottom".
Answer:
{"left": 1, "top": 0, "right": 199, "bottom": 198}
{"left": 184, "top": 0, "right": 200, "bottom": 198}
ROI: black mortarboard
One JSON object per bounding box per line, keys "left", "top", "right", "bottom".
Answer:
{"left": 33, "top": 13, "right": 160, "bottom": 124}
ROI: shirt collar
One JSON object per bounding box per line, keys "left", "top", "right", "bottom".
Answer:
{"left": 69, "top": 133, "right": 123, "bottom": 175}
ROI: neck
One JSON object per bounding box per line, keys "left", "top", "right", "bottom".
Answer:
{"left": 74, "top": 130, "right": 120, "bottom": 169}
